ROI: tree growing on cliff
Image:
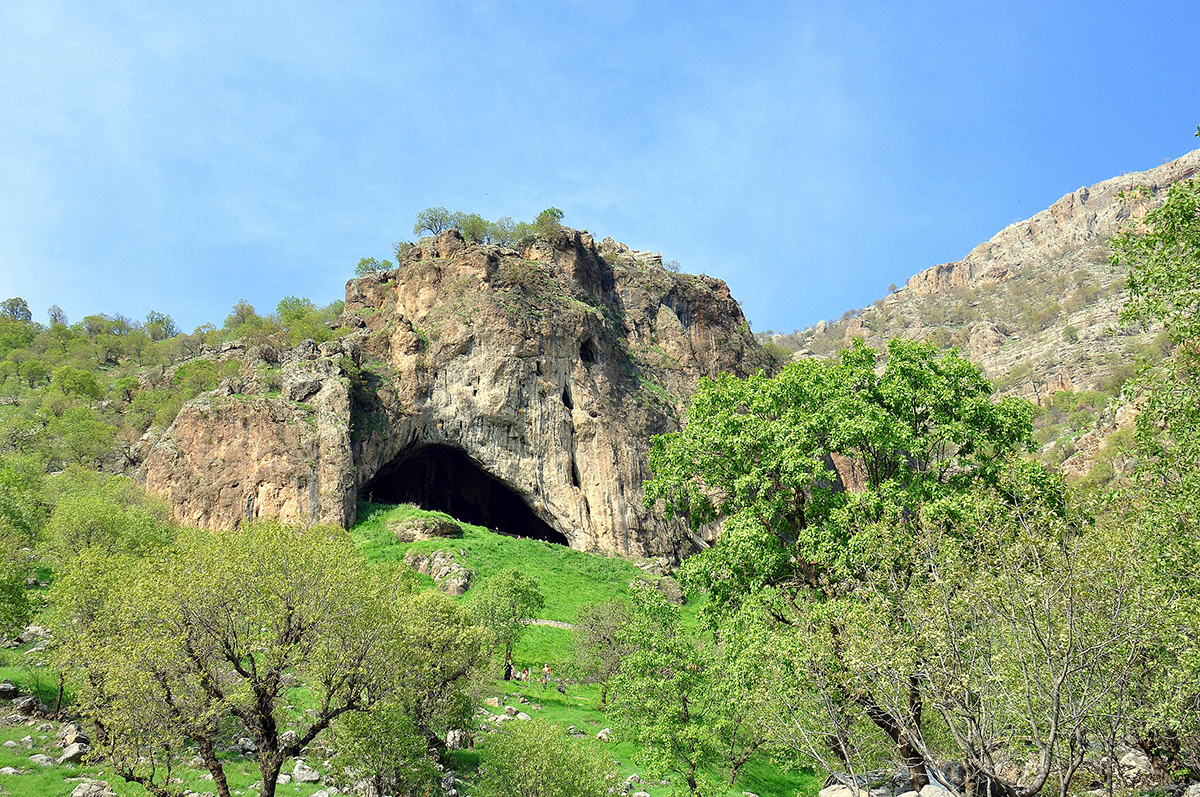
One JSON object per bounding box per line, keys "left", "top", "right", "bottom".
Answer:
{"left": 645, "top": 339, "right": 1037, "bottom": 786}
{"left": 414, "top": 206, "right": 454, "bottom": 236}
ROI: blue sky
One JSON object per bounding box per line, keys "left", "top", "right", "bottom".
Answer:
{"left": 2, "top": 1, "right": 1197, "bottom": 334}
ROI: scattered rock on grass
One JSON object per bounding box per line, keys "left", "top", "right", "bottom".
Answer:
{"left": 57, "top": 742, "right": 90, "bottom": 764}
{"left": 293, "top": 760, "right": 321, "bottom": 783}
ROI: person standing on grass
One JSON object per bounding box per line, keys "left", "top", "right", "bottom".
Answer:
{"left": 541, "top": 663, "right": 551, "bottom": 689}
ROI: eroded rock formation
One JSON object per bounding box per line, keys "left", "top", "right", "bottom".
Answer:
{"left": 140, "top": 229, "right": 775, "bottom": 557}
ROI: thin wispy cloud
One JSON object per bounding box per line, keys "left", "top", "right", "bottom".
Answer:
{"left": 1, "top": 0, "right": 1197, "bottom": 331}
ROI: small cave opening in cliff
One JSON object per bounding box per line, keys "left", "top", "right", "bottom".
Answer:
{"left": 580, "top": 337, "right": 598, "bottom": 364}
{"left": 362, "top": 444, "right": 569, "bottom": 546}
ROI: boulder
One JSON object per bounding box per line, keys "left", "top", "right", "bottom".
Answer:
{"left": 57, "top": 742, "right": 91, "bottom": 764}
{"left": 293, "top": 760, "right": 322, "bottom": 783}
{"left": 0, "top": 679, "right": 18, "bottom": 699}
{"left": 389, "top": 516, "right": 462, "bottom": 543}
{"left": 405, "top": 550, "right": 470, "bottom": 595}
{"left": 919, "top": 786, "right": 953, "bottom": 797}
{"left": 483, "top": 697, "right": 501, "bottom": 707}
{"left": 1120, "top": 750, "right": 1151, "bottom": 774}
{"left": 276, "top": 774, "right": 292, "bottom": 785}
{"left": 503, "top": 705, "right": 519, "bottom": 717}
{"left": 12, "top": 695, "right": 44, "bottom": 716}
{"left": 29, "top": 753, "right": 54, "bottom": 766}
{"left": 70, "top": 782, "right": 117, "bottom": 797}
{"left": 819, "top": 786, "right": 869, "bottom": 797}
{"left": 58, "top": 722, "right": 90, "bottom": 746}
{"left": 446, "top": 728, "right": 468, "bottom": 750}
{"left": 596, "top": 728, "right": 611, "bottom": 741}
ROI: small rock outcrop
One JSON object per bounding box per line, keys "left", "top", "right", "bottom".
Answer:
{"left": 405, "top": 550, "right": 471, "bottom": 596}
{"left": 138, "top": 228, "right": 775, "bottom": 558}
{"left": 389, "top": 516, "right": 462, "bottom": 543}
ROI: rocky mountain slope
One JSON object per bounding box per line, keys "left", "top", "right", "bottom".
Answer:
{"left": 137, "top": 228, "right": 777, "bottom": 558}
{"left": 770, "top": 148, "right": 1200, "bottom": 478}
{"left": 789, "top": 148, "right": 1200, "bottom": 404}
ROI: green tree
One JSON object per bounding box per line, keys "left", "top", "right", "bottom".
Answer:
{"left": 414, "top": 206, "right": 454, "bottom": 236}
{"left": 0, "top": 523, "right": 32, "bottom": 637}
{"left": 469, "top": 567, "right": 544, "bottom": 680}
{"left": 611, "top": 588, "right": 772, "bottom": 794}
{"left": 476, "top": 718, "right": 619, "bottom": 797}
{"left": 329, "top": 701, "right": 438, "bottom": 797}
{"left": 646, "top": 339, "right": 1036, "bottom": 785}
{"left": 53, "top": 522, "right": 419, "bottom": 797}
{"left": 455, "top": 212, "right": 492, "bottom": 243}
{"left": 355, "top": 256, "right": 393, "bottom": 275}
{"left": 390, "top": 582, "right": 490, "bottom": 747}
{"left": 0, "top": 297, "right": 32, "bottom": 323}
{"left": 533, "top": 207, "right": 565, "bottom": 240}
{"left": 224, "top": 298, "right": 258, "bottom": 329}
{"left": 50, "top": 365, "right": 103, "bottom": 399}
{"left": 1109, "top": 174, "right": 1200, "bottom": 778}
{"left": 144, "top": 310, "right": 179, "bottom": 341}
{"left": 18, "top": 358, "right": 48, "bottom": 388}
{"left": 572, "top": 600, "right": 634, "bottom": 708}
{"left": 41, "top": 470, "right": 174, "bottom": 572}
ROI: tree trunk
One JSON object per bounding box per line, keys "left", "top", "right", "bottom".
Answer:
{"left": 198, "top": 738, "right": 233, "bottom": 797}
{"left": 258, "top": 751, "right": 284, "bottom": 797}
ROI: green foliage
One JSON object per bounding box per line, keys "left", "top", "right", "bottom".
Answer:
{"left": 0, "top": 297, "right": 32, "bottom": 323}
{"left": 1115, "top": 178, "right": 1200, "bottom": 341}
{"left": 41, "top": 469, "right": 174, "bottom": 572}
{"left": 572, "top": 600, "right": 634, "bottom": 708}
{"left": 355, "top": 256, "right": 394, "bottom": 275}
{"left": 329, "top": 701, "right": 439, "bottom": 797}
{"left": 414, "top": 206, "right": 455, "bottom": 236}
{"left": 476, "top": 717, "right": 619, "bottom": 797}
{"left": 50, "top": 366, "right": 102, "bottom": 399}
{"left": 51, "top": 520, "right": 459, "bottom": 797}
{"left": 611, "top": 587, "right": 772, "bottom": 794}
{"left": 469, "top": 567, "right": 545, "bottom": 678}
{"left": 144, "top": 310, "right": 179, "bottom": 341}
{"left": 646, "top": 338, "right": 1038, "bottom": 783}
{"left": 411, "top": 206, "right": 567, "bottom": 247}
{"left": 0, "top": 526, "right": 33, "bottom": 637}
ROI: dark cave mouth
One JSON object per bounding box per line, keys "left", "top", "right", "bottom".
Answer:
{"left": 362, "top": 444, "right": 569, "bottom": 546}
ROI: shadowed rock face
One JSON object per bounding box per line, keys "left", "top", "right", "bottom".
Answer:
{"left": 140, "top": 228, "right": 776, "bottom": 558}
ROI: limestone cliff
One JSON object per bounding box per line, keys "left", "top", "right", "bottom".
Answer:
{"left": 795, "top": 148, "right": 1200, "bottom": 403}
{"left": 140, "top": 228, "right": 776, "bottom": 558}
{"left": 782, "top": 148, "right": 1200, "bottom": 478}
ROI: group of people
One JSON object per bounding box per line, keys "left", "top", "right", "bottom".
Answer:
{"left": 514, "top": 663, "right": 554, "bottom": 688}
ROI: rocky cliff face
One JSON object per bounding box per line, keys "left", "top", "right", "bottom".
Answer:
{"left": 140, "top": 229, "right": 775, "bottom": 558}
{"left": 783, "top": 148, "right": 1200, "bottom": 478}
{"left": 796, "top": 149, "right": 1200, "bottom": 403}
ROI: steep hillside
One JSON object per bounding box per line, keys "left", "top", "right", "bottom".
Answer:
{"left": 766, "top": 149, "right": 1200, "bottom": 478}
{"left": 788, "top": 148, "right": 1199, "bottom": 405}
{"left": 138, "top": 228, "right": 779, "bottom": 558}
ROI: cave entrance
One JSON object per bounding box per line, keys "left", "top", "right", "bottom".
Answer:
{"left": 363, "top": 444, "right": 569, "bottom": 546}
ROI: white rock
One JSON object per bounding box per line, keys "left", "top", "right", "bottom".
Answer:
{"left": 29, "top": 753, "right": 54, "bottom": 766}
{"left": 293, "top": 760, "right": 321, "bottom": 783}
{"left": 819, "top": 786, "right": 870, "bottom": 797}
{"left": 920, "top": 786, "right": 953, "bottom": 797}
